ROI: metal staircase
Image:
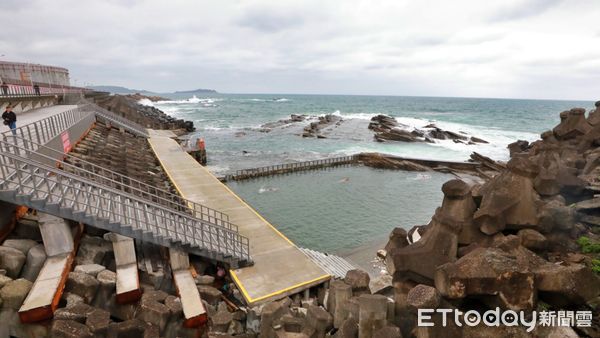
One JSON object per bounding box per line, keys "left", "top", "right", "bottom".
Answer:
{"left": 0, "top": 105, "right": 252, "bottom": 268}
{"left": 14, "top": 135, "right": 237, "bottom": 230}
{"left": 299, "top": 247, "right": 359, "bottom": 278}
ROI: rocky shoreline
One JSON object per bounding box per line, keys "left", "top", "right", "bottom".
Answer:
{"left": 91, "top": 94, "right": 195, "bottom": 132}
{"left": 380, "top": 103, "right": 600, "bottom": 337}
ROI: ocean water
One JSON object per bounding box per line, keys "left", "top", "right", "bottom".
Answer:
{"left": 143, "top": 94, "right": 593, "bottom": 175}
{"left": 141, "top": 94, "right": 594, "bottom": 254}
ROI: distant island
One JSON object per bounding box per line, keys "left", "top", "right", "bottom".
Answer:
{"left": 174, "top": 88, "right": 218, "bottom": 94}
{"left": 86, "top": 85, "right": 218, "bottom": 95}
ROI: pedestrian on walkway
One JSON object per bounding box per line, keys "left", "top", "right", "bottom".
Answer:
{"left": 2, "top": 105, "right": 17, "bottom": 136}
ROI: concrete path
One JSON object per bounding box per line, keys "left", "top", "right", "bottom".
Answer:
{"left": 13, "top": 104, "right": 78, "bottom": 128}
{"left": 148, "top": 133, "right": 330, "bottom": 305}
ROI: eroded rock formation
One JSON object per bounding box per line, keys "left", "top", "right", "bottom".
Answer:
{"left": 369, "top": 114, "right": 489, "bottom": 145}
{"left": 382, "top": 104, "right": 600, "bottom": 337}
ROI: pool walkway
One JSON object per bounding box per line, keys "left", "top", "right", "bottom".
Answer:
{"left": 147, "top": 132, "right": 331, "bottom": 305}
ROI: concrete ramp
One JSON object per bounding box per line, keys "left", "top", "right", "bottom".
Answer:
{"left": 148, "top": 133, "right": 330, "bottom": 306}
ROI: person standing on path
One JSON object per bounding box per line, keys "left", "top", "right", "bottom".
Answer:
{"left": 2, "top": 105, "right": 17, "bottom": 136}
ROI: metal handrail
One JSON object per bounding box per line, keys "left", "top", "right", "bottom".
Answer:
{"left": 0, "top": 146, "right": 251, "bottom": 264}
{"left": 227, "top": 155, "right": 359, "bottom": 180}
{"left": 0, "top": 105, "right": 94, "bottom": 147}
{"left": 2, "top": 134, "right": 236, "bottom": 231}
{"left": 86, "top": 102, "right": 150, "bottom": 137}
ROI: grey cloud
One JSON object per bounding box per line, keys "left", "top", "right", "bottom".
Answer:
{"left": 488, "top": 0, "right": 564, "bottom": 22}
{"left": 0, "top": 0, "right": 598, "bottom": 100}
{"left": 236, "top": 8, "right": 307, "bottom": 32}
{"left": 0, "top": 0, "right": 34, "bottom": 10}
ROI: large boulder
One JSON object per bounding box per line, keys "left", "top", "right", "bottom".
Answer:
{"left": 387, "top": 180, "right": 473, "bottom": 283}
{"left": 75, "top": 235, "right": 113, "bottom": 266}
{"left": 86, "top": 308, "right": 110, "bottom": 336}
{"left": 50, "top": 320, "right": 93, "bottom": 338}
{"left": 260, "top": 298, "right": 292, "bottom": 337}
{"left": 333, "top": 317, "right": 358, "bottom": 338}
{"left": 406, "top": 284, "right": 441, "bottom": 309}
{"left": 74, "top": 264, "right": 106, "bottom": 277}
{"left": 107, "top": 318, "right": 158, "bottom": 337}
{"left": 137, "top": 299, "right": 170, "bottom": 332}
{"left": 2, "top": 239, "right": 38, "bottom": 255}
{"left": 197, "top": 285, "right": 222, "bottom": 306}
{"left": 0, "top": 278, "right": 32, "bottom": 309}
{"left": 474, "top": 172, "right": 539, "bottom": 235}
{"left": 517, "top": 229, "right": 547, "bottom": 251}
{"left": 358, "top": 295, "right": 389, "bottom": 338}
{"left": 54, "top": 303, "right": 94, "bottom": 323}
{"left": 536, "top": 199, "right": 575, "bottom": 233}
{"left": 384, "top": 227, "right": 409, "bottom": 253}
{"left": 20, "top": 244, "right": 46, "bottom": 281}
{"left": 344, "top": 270, "right": 370, "bottom": 296}
{"left": 327, "top": 280, "right": 353, "bottom": 328}
{"left": 507, "top": 140, "right": 530, "bottom": 156}
{"left": 533, "top": 263, "right": 600, "bottom": 307}
{"left": 94, "top": 269, "right": 116, "bottom": 309}
{"left": 374, "top": 325, "right": 402, "bottom": 338}
{"left": 303, "top": 305, "right": 333, "bottom": 338}
{"left": 0, "top": 246, "right": 26, "bottom": 278}
{"left": 434, "top": 248, "right": 536, "bottom": 311}
{"left": 65, "top": 272, "right": 100, "bottom": 303}
{"left": 552, "top": 108, "right": 591, "bottom": 140}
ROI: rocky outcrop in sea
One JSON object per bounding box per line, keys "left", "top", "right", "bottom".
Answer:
{"left": 369, "top": 114, "right": 489, "bottom": 144}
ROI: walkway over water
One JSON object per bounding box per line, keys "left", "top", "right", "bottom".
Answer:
{"left": 148, "top": 133, "right": 331, "bottom": 305}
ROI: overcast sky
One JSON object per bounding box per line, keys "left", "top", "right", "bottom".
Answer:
{"left": 1, "top": 0, "right": 599, "bottom": 100}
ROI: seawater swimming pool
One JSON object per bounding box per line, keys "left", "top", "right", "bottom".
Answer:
{"left": 226, "top": 165, "right": 452, "bottom": 254}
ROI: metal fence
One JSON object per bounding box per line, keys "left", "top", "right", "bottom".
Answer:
{"left": 226, "top": 155, "right": 360, "bottom": 181}
{"left": 0, "top": 83, "right": 86, "bottom": 98}
{"left": 4, "top": 135, "right": 236, "bottom": 231}
{"left": 1, "top": 105, "right": 94, "bottom": 151}
{"left": 87, "top": 103, "right": 150, "bottom": 137}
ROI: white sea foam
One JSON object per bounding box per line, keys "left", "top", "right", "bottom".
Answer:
{"left": 155, "top": 95, "right": 223, "bottom": 105}
{"left": 258, "top": 186, "right": 279, "bottom": 193}
{"left": 246, "top": 98, "right": 290, "bottom": 102}
{"left": 205, "top": 164, "right": 230, "bottom": 175}
{"left": 137, "top": 98, "right": 155, "bottom": 107}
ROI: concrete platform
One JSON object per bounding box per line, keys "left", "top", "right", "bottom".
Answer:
{"left": 147, "top": 129, "right": 177, "bottom": 138}
{"left": 148, "top": 133, "right": 330, "bottom": 305}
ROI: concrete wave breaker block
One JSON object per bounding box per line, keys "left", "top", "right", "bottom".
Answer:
{"left": 106, "top": 233, "right": 141, "bottom": 303}
{"left": 18, "top": 214, "right": 80, "bottom": 323}
{"left": 170, "top": 248, "right": 207, "bottom": 328}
